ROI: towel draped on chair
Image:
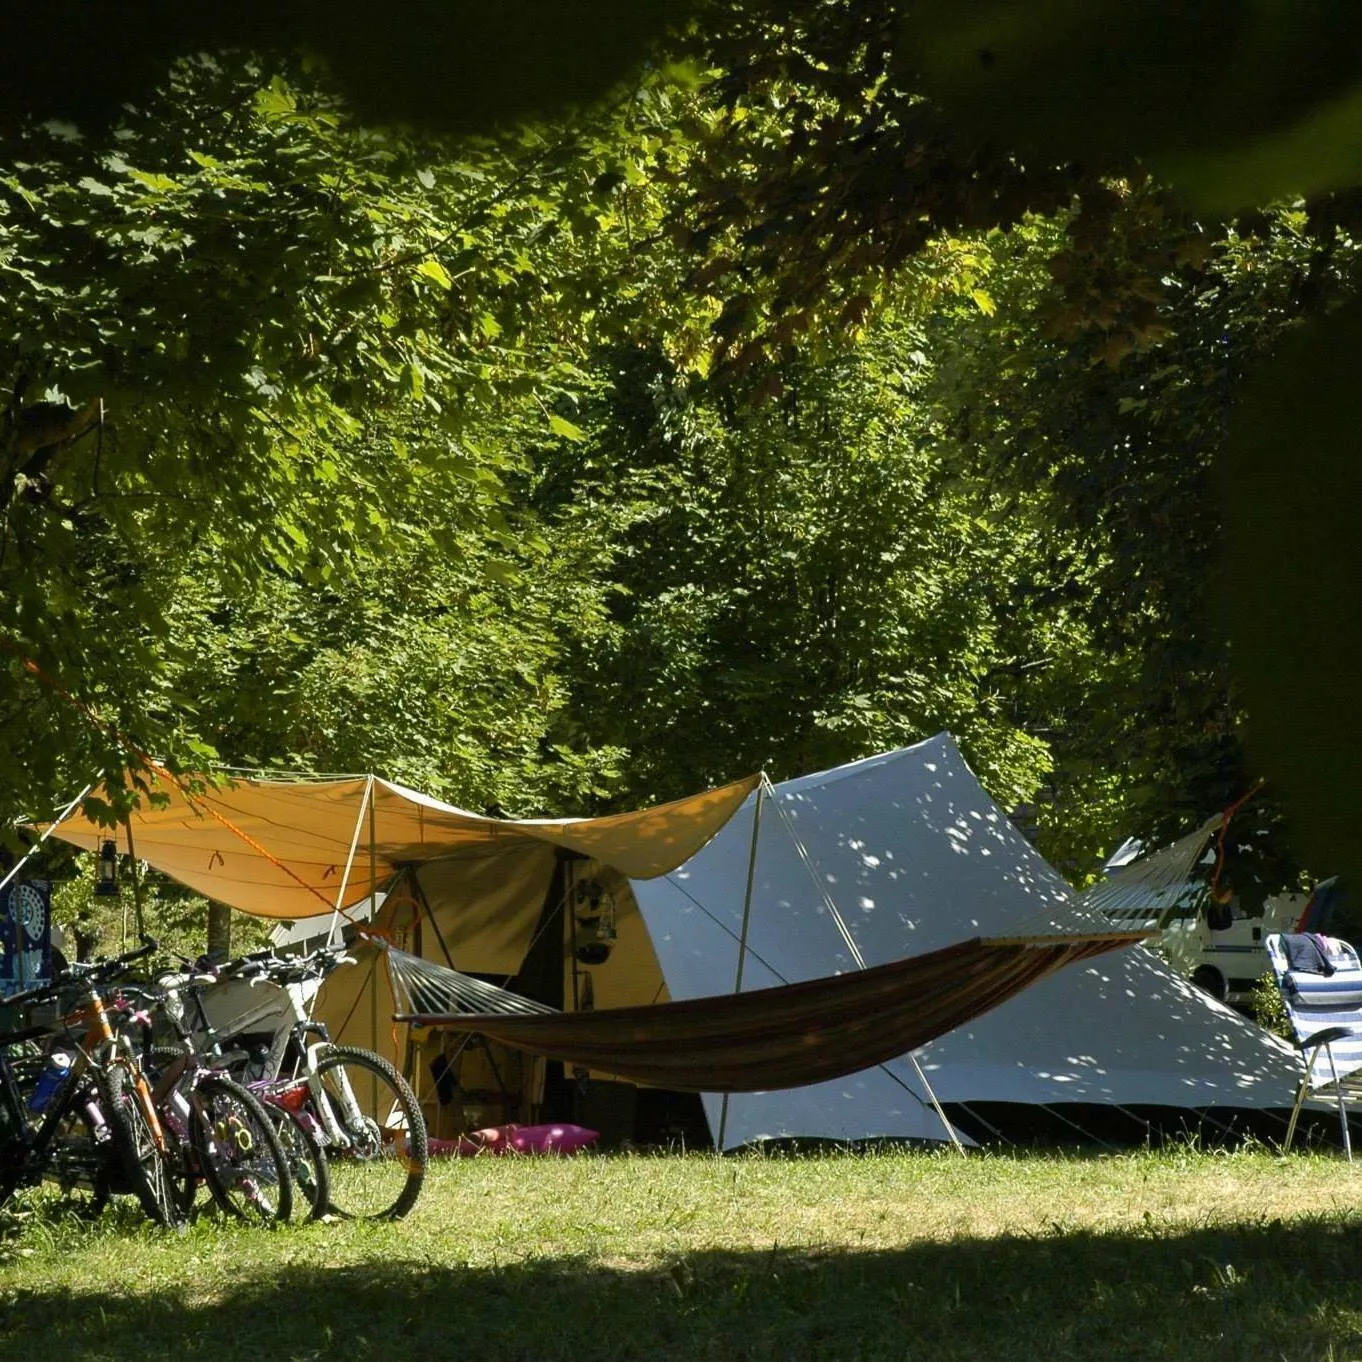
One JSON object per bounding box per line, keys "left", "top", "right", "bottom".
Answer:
{"left": 1279, "top": 931, "right": 1337, "bottom": 976}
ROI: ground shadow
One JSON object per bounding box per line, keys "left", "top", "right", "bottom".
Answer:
{"left": 4, "top": 1215, "right": 1362, "bottom": 1361}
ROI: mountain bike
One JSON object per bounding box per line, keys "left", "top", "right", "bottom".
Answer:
{"left": 195, "top": 945, "right": 427, "bottom": 1220}
{"left": 109, "top": 975, "right": 295, "bottom": 1226}
{"left": 140, "top": 963, "right": 323, "bottom": 1221}
{"left": 0, "top": 940, "right": 182, "bottom": 1227}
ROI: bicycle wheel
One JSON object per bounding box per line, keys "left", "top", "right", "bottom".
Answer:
{"left": 265, "top": 1102, "right": 329, "bottom": 1222}
{"left": 102, "top": 1064, "right": 184, "bottom": 1228}
{"left": 3, "top": 1051, "right": 108, "bottom": 1218}
{"left": 188, "top": 1075, "right": 293, "bottom": 1225}
{"left": 310, "top": 1046, "right": 427, "bottom": 1220}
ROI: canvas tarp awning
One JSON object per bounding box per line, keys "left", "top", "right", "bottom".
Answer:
{"left": 44, "top": 766, "right": 761, "bottom": 921}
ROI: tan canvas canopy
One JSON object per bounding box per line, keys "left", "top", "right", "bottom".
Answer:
{"left": 44, "top": 765, "right": 762, "bottom": 922}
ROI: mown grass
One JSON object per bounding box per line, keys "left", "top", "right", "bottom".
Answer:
{"left": 4, "top": 1145, "right": 1362, "bottom": 1361}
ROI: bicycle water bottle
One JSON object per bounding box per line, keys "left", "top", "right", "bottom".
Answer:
{"left": 27, "top": 1051, "right": 72, "bottom": 1113}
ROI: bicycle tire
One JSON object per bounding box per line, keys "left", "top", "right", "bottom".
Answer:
{"left": 144, "top": 1047, "right": 200, "bottom": 1218}
{"left": 102, "top": 1063, "right": 183, "bottom": 1228}
{"left": 264, "top": 1100, "right": 330, "bottom": 1222}
{"left": 188, "top": 1075, "right": 293, "bottom": 1225}
{"left": 310, "top": 1045, "right": 427, "bottom": 1220}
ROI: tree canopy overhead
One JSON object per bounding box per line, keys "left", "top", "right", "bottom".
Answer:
{"left": 0, "top": 56, "right": 637, "bottom": 819}
{"left": 5, "top": 4, "right": 1362, "bottom": 905}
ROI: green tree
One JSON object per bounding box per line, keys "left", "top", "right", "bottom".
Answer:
{"left": 535, "top": 309, "right": 1055, "bottom": 809}
{"left": 918, "top": 197, "right": 1362, "bottom": 882}
{"left": 0, "top": 53, "right": 652, "bottom": 829}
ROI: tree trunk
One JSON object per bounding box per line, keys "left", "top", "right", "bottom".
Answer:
{"left": 206, "top": 900, "right": 232, "bottom": 963}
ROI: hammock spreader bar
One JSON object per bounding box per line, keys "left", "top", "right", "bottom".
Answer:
{"left": 392, "top": 931, "right": 1148, "bottom": 1095}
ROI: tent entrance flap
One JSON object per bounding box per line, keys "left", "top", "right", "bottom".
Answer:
{"left": 393, "top": 932, "right": 1148, "bottom": 1094}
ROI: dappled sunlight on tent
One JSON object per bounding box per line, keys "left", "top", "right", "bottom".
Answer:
{"left": 635, "top": 732, "right": 1301, "bottom": 1142}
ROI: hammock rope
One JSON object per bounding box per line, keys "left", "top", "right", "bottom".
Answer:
{"left": 1077, "top": 816, "right": 1222, "bottom": 928}
{"left": 385, "top": 942, "right": 558, "bottom": 1017}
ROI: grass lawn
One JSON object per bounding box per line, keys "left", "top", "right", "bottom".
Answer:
{"left": 4, "top": 1146, "right": 1362, "bottom": 1361}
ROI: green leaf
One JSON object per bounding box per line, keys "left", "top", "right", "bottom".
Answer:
{"left": 255, "top": 83, "right": 297, "bottom": 119}
{"left": 125, "top": 167, "right": 180, "bottom": 193}
{"left": 416, "top": 259, "right": 453, "bottom": 290}
{"left": 548, "top": 413, "right": 587, "bottom": 442}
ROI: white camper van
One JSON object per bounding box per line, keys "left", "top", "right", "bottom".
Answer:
{"left": 1157, "top": 889, "right": 1307, "bottom": 1005}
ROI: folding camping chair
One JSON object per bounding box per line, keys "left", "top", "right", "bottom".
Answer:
{"left": 1266, "top": 932, "right": 1362, "bottom": 1160}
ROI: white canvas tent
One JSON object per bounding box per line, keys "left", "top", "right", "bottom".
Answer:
{"left": 633, "top": 735, "right": 1302, "bottom": 1148}
{"left": 43, "top": 735, "right": 1302, "bottom": 1149}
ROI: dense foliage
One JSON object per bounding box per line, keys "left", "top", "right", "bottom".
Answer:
{"left": 5, "top": 15, "right": 1360, "bottom": 943}
{"left": 0, "top": 56, "right": 644, "bottom": 822}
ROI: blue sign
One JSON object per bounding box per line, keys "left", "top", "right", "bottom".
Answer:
{"left": 1, "top": 879, "right": 52, "bottom": 997}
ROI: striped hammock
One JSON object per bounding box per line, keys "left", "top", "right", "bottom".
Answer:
{"left": 383, "top": 931, "right": 1147, "bottom": 1094}
{"left": 1078, "top": 816, "right": 1221, "bottom": 929}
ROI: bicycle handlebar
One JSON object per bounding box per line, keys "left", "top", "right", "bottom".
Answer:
{"left": 0, "top": 980, "right": 57, "bottom": 1009}
{"left": 214, "top": 943, "right": 354, "bottom": 985}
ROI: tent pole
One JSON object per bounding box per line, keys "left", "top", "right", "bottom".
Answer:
{"left": 898, "top": 1051, "right": 964, "bottom": 1149}
{"left": 0, "top": 781, "right": 94, "bottom": 898}
{"left": 307, "top": 775, "right": 375, "bottom": 1023}
{"left": 329, "top": 775, "right": 374, "bottom": 930}
{"left": 717, "top": 776, "right": 767, "bottom": 1151}
{"left": 731, "top": 777, "right": 767, "bottom": 999}
{"left": 368, "top": 775, "right": 378, "bottom": 919}
{"left": 903, "top": 1053, "right": 967, "bottom": 1154}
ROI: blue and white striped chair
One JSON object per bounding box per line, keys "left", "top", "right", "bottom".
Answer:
{"left": 1266, "top": 932, "right": 1362, "bottom": 1159}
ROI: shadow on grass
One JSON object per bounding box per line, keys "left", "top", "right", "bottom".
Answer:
{"left": 4, "top": 1216, "right": 1362, "bottom": 1362}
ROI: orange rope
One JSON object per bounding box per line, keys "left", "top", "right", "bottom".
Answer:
{"left": 3, "top": 640, "right": 160, "bottom": 779}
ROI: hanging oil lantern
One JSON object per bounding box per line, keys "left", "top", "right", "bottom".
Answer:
{"left": 93, "top": 839, "right": 119, "bottom": 897}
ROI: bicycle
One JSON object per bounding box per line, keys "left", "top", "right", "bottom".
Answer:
{"left": 194, "top": 945, "right": 427, "bottom": 1220}
{"left": 0, "top": 939, "right": 182, "bottom": 1228}
{"left": 142, "top": 963, "right": 323, "bottom": 1221}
